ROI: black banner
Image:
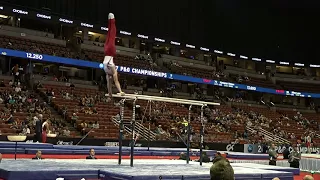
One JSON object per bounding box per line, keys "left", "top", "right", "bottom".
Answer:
{"left": 0, "top": 135, "right": 244, "bottom": 152}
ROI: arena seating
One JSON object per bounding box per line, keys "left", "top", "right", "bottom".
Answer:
{"left": 168, "top": 63, "right": 215, "bottom": 79}
{"left": 36, "top": 83, "right": 237, "bottom": 143}
{"left": 229, "top": 73, "right": 276, "bottom": 89}
{"left": 278, "top": 80, "right": 320, "bottom": 93}
{"left": 246, "top": 77, "right": 277, "bottom": 89}
{"left": 1, "top": 75, "right": 316, "bottom": 145}
{"left": 232, "top": 103, "right": 320, "bottom": 144}
{"left": 0, "top": 35, "right": 73, "bottom": 58}
{"left": 0, "top": 78, "right": 78, "bottom": 137}
{"left": 0, "top": 79, "right": 43, "bottom": 135}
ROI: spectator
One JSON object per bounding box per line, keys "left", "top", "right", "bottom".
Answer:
{"left": 80, "top": 120, "right": 88, "bottom": 136}
{"left": 268, "top": 143, "right": 278, "bottom": 166}
{"left": 32, "top": 150, "right": 43, "bottom": 160}
{"left": 4, "top": 114, "right": 14, "bottom": 124}
{"left": 178, "top": 152, "right": 186, "bottom": 160}
{"left": 210, "top": 157, "right": 234, "bottom": 180}
{"left": 213, "top": 152, "right": 222, "bottom": 160}
{"left": 0, "top": 81, "right": 5, "bottom": 87}
{"left": 12, "top": 64, "right": 20, "bottom": 83}
{"left": 71, "top": 113, "right": 78, "bottom": 126}
{"left": 93, "top": 121, "right": 99, "bottom": 129}
{"left": 288, "top": 145, "right": 301, "bottom": 168}
{"left": 86, "top": 148, "right": 97, "bottom": 159}
{"left": 8, "top": 80, "right": 13, "bottom": 86}
{"left": 62, "top": 127, "right": 71, "bottom": 137}
{"left": 21, "top": 125, "right": 30, "bottom": 135}
{"left": 303, "top": 175, "right": 314, "bottom": 180}
{"left": 14, "top": 85, "right": 21, "bottom": 93}
{"left": 195, "top": 152, "right": 210, "bottom": 163}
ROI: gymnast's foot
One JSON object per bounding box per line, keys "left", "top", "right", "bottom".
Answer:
{"left": 117, "top": 92, "right": 125, "bottom": 96}
{"left": 108, "top": 13, "right": 115, "bottom": 19}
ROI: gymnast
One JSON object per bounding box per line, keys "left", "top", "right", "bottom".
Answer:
{"left": 103, "top": 13, "right": 125, "bottom": 98}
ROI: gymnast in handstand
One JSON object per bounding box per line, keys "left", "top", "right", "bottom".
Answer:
{"left": 103, "top": 13, "right": 125, "bottom": 98}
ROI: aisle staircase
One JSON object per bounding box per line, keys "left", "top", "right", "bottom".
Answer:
{"left": 36, "top": 90, "right": 79, "bottom": 135}
{"left": 246, "top": 126, "right": 290, "bottom": 144}
{"left": 112, "top": 116, "right": 156, "bottom": 141}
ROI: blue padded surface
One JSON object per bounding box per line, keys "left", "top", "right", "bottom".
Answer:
{"left": 130, "top": 151, "right": 152, "bottom": 156}
{"left": 0, "top": 142, "right": 53, "bottom": 149}
{"left": 261, "top": 172, "right": 293, "bottom": 180}
{"left": 26, "top": 149, "right": 75, "bottom": 155}
{"left": 99, "top": 171, "right": 132, "bottom": 180}
{"left": 226, "top": 153, "right": 269, "bottom": 159}
{"left": 151, "top": 152, "right": 173, "bottom": 156}
{"left": 54, "top": 145, "right": 112, "bottom": 150}
{"left": 53, "top": 145, "right": 216, "bottom": 153}
{"left": 0, "top": 141, "right": 216, "bottom": 157}
{"left": 1, "top": 170, "right": 99, "bottom": 180}
{"left": 0, "top": 148, "right": 25, "bottom": 154}
{"left": 0, "top": 159, "right": 295, "bottom": 180}
{"left": 99, "top": 172, "right": 210, "bottom": 180}
{"left": 234, "top": 174, "right": 262, "bottom": 180}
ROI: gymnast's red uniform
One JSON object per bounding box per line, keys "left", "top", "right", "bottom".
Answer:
{"left": 104, "top": 17, "right": 116, "bottom": 58}
{"left": 42, "top": 121, "right": 48, "bottom": 143}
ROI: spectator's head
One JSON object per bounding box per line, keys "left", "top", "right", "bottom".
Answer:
{"left": 272, "top": 178, "right": 280, "bottom": 180}
{"left": 215, "top": 152, "right": 222, "bottom": 158}
{"left": 210, "top": 157, "right": 234, "bottom": 180}
{"left": 292, "top": 144, "right": 299, "bottom": 151}
{"left": 36, "top": 150, "right": 42, "bottom": 158}
{"left": 271, "top": 143, "right": 275, "bottom": 149}
{"left": 303, "top": 175, "right": 314, "bottom": 180}
{"left": 0, "top": 153, "right": 2, "bottom": 162}
{"left": 89, "top": 148, "right": 95, "bottom": 156}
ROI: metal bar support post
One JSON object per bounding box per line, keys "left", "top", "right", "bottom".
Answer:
{"left": 14, "top": 142, "right": 17, "bottom": 160}
{"left": 186, "top": 105, "right": 192, "bottom": 164}
{"left": 199, "top": 105, "right": 205, "bottom": 166}
{"left": 130, "top": 98, "right": 137, "bottom": 167}
{"left": 148, "top": 100, "right": 152, "bottom": 151}
{"left": 118, "top": 99, "right": 125, "bottom": 165}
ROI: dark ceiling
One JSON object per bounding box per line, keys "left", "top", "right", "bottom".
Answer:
{"left": 2, "top": 0, "right": 320, "bottom": 63}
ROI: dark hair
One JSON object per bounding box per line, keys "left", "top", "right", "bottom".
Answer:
{"left": 210, "top": 157, "right": 234, "bottom": 180}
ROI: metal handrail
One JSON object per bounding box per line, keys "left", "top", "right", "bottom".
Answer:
{"left": 246, "top": 126, "right": 290, "bottom": 144}
{"left": 112, "top": 116, "right": 156, "bottom": 141}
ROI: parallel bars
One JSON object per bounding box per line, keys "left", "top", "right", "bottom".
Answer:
{"left": 114, "top": 94, "right": 220, "bottom": 167}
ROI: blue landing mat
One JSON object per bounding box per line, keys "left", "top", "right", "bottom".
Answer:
{"left": 0, "top": 148, "right": 25, "bottom": 154}
{"left": 0, "top": 160, "right": 294, "bottom": 180}
{"left": 226, "top": 152, "right": 269, "bottom": 160}
{"left": 0, "top": 170, "right": 99, "bottom": 180}
{"left": 99, "top": 166, "right": 293, "bottom": 180}
{"left": 232, "top": 163, "right": 300, "bottom": 175}
{"left": 0, "top": 142, "right": 53, "bottom": 149}
{"left": 0, "top": 141, "right": 216, "bottom": 156}
{"left": 0, "top": 160, "right": 100, "bottom": 180}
